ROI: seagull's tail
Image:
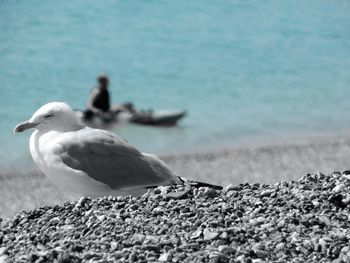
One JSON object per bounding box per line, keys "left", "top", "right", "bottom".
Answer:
{"left": 142, "top": 153, "right": 182, "bottom": 185}
{"left": 177, "top": 176, "right": 223, "bottom": 190}
{"left": 142, "top": 153, "right": 222, "bottom": 190}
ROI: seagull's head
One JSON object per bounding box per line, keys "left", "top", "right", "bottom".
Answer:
{"left": 14, "top": 102, "right": 82, "bottom": 133}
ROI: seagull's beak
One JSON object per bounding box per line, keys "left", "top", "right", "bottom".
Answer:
{"left": 14, "top": 120, "right": 38, "bottom": 133}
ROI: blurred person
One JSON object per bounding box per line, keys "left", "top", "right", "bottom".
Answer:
{"left": 85, "top": 74, "right": 136, "bottom": 120}
{"left": 86, "top": 74, "right": 111, "bottom": 114}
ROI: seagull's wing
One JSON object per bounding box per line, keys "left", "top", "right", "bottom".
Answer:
{"left": 55, "top": 128, "right": 179, "bottom": 190}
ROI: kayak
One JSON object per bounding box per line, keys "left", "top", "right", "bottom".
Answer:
{"left": 129, "top": 110, "right": 187, "bottom": 126}
{"left": 75, "top": 109, "right": 187, "bottom": 127}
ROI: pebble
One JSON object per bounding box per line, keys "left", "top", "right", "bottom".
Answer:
{"left": 203, "top": 229, "right": 219, "bottom": 241}
{"left": 276, "top": 243, "right": 285, "bottom": 250}
{"left": 110, "top": 241, "right": 118, "bottom": 250}
{"left": 219, "top": 232, "right": 228, "bottom": 240}
{"left": 190, "top": 229, "right": 202, "bottom": 239}
{"left": 158, "top": 252, "right": 171, "bottom": 262}
{"left": 260, "top": 189, "right": 274, "bottom": 197}
{"left": 332, "top": 184, "right": 345, "bottom": 193}
{"left": 224, "top": 184, "right": 238, "bottom": 192}
{"left": 1, "top": 171, "right": 350, "bottom": 262}
{"left": 218, "top": 245, "right": 235, "bottom": 254}
{"left": 166, "top": 189, "right": 190, "bottom": 199}
{"left": 0, "top": 255, "right": 8, "bottom": 263}
{"left": 342, "top": 194, "right": 350, "bottom": 205}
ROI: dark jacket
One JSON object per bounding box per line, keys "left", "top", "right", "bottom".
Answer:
{"left": 87, "top": 87, "right": 110, "bottom": 112}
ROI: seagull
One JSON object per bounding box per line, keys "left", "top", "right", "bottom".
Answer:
{"left": 14, "top": 102, "right": 187, "bottom": 197}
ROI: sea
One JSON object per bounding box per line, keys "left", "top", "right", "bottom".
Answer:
{"left": 1, "top": 0, "right": 350, "bottom": 170}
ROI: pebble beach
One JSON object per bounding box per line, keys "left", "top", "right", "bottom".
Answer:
{"left": 1, "top": 134, "right": 350, "bottom": 262}
{"left": 2, "top": 1, "right": 350, "bottom": 262}
{"left": 1, "top": 172, "right": 350, "bottom": 262}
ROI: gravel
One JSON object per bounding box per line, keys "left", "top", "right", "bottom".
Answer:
{"left": 1, "top": 171, "right": 350, "bottom": 262}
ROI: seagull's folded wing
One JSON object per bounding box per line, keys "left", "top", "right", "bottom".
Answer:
{"left": 56, "top": 128, "right": 178, "bottom": 190}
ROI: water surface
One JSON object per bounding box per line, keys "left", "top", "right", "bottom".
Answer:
{"left": 1, "top": 0, "right": 350, "bottom": 169}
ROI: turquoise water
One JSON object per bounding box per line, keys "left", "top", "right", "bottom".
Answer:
{"left": 1, "top": 0, "right": 350, "bottom": 168}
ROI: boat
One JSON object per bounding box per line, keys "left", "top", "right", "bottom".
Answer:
{"left": 129, "top": 110, "right": 187, "bottom": 126}
{"left": 75, "top": 108, "right": 187, "bottom": 127}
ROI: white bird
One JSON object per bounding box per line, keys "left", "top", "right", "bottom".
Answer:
{"left": 14, "top": 102, "right": 184, "bottom": 197}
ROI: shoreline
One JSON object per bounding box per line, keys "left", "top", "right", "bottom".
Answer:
{"left": 3, "top": 128, "right": 350, "bottom": 174}
{"left": 162, "top": 134, "right": 350, "bottom": 186}
{"left": 163, "top": 132, "right": 350, "bottom": 186}
{"left": 1, "top": 132, "right": 350, "bottom": 218}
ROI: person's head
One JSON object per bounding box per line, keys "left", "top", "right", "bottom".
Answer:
{"left": 97, "top": 74, "right": 109, "bottom": 88}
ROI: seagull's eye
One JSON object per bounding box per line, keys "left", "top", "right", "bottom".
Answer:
{"left": 44, "top": 114, "right": 54, "bottom": 119}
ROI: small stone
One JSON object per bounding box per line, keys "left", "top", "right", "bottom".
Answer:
{"left": 170, "top": 235, "right": 180, "bottom": 245}
{"left": 57, "top": 252, "right": 72, "bottom": 263}
{"left": 166, "top": 189, "right": 190, "bottom": 199}
{"left": 220, "top": 232, "right": 228, "bottom": 239}
{"left": 153, "top": 188, "right": 162, "bottom": 194}
{"left": 236, "top": 254, "right": 245, "bottom": 262}
{"left": 297, "top": 245, "right": 309, "bottom": 255}
{"left": 260, "top": 189, "right": 274, "bottom": 197}
{"left": 332, "top": 184, "right": 345, "bottom": 193}
{"left": 342, "top": 194, "right": 350, "bottom": 205}
{"left": 152, "top": 207, "right": 164, "bottom": 215}
{"left": 203, "top": 188, "right": 217, "bottom": 198}
{"left": 142, "top": 244, "right": 161, "bottom": 252}
{"left": 142, "top": 235, "right": 159, "bottom": 245}
{"left": 302, "top": 239, "right": 312, "bottom": 250}
{"left": 209, "top": 251, "right": 228, "bottom": 261}
{"left": 342, "top": 174, "right": 350, "bottom": 183}
{"left": 84, "top": 210, "right": 93, "bottom": 217}
{"left": 225, "top": 184, "right": 238, "bottom": 192}
{"left": 111, "top": 251, "right": 124, "bottom": 260}
{"left": 252, "top": 243, "right": 265, "bottom": 251}
{"left": 191, "top": 229, "right": 202, "bottom": 239}
{"left": 277, "top": 219, "right": 286, "bottom": 228}
{"left": 50, "top": 217, "right": 60, "bottom": 225}
{"left": 203, "top": 228, "right": 219, "bottom": 241}
{"left": 250, "top": 216, "right": 265, "bottom": 226}
{"left": 75, "top": 197, "right": 88, "bottom": 208}
{"left": 132, "top": 234, "right": 146, "bottom": 245}
{"left": 18, "top": 218, "right": 28, "bottom": 225}
{"left": 312, "top": 200, "right": 320, "bottom": 207}
{"left": 341, "top": 246, "right": 350, "bottom": 254}
{"left": 331, "top": 246, "right": 341, "bottom": 257}
{"left": 259, "top": 223, "right": 271, "bottom": 230}
{"left": 96, "top": 215, "right": 105, "bottom": 221}
{"left": 0, "top": 248, "right": 7, "bottom": 256}
{"left": 128, "top": 252, "right": 137, "bottom": 262}
{"left": 218, "top": 245, "right": 235, "bottom": 254}
{"left": 276, "top": 243, "right": 285, "bottom": 250}
{"left": 110, "top": 242, "right": 118, "bottom": 250}
{"left": 318, "top": 238, "right": 327, "bottom": 253}
{"left": 159, "top": 252, "right": 172, "bottom": 262}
